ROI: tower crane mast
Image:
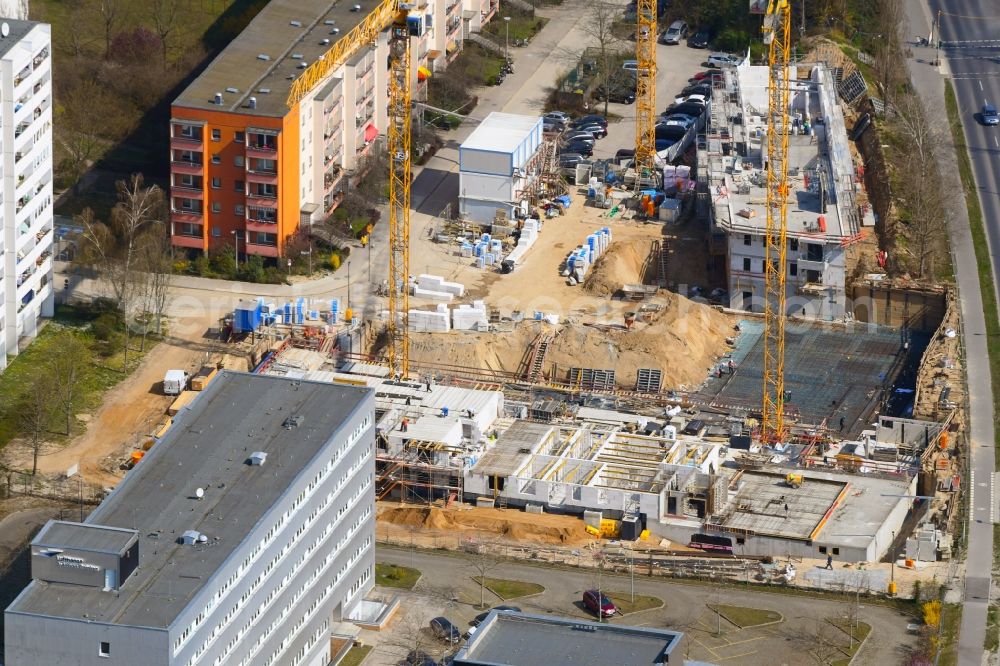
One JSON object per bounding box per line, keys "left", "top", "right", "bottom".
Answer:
{"left": 286, "top": 0, "right": 414, "bottom": 379}
{"left": 761, "top": 0, "right": 792, "bottom": 442}
{"left": 633, "top": 0, "right": 657, "bottom": 180}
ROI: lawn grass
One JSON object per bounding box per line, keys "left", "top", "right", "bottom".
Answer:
{"left": 987, "top": 605, "right": 1000, "bottom": 653}
{"left": 944, "top": 81, "right": 1000, "bottom": 464}
{"left": 606, "top": 591, "right": 662, "bottom": 614}
{"left": 472, "top": 577, "right": 544, "bottom": 600}
{"left": 375, "top": 563, "right": 421, "bottom": 590}
{"left": 482, "top": 4, "right": 548, "bottom": 43}
{"left": 709, "top": 604, "right": 783, "bottom": 628}
{"left": 828, "top": 619, "right": 872, "bottom": 665}
{"left": 936, "top": 602, "right": 963, "bottom": 666}
{"left": 0, "top": 305, "right": 154, "bottom": 451}
{"left": 339, "top": 645, "right": 372, "bottom": 666}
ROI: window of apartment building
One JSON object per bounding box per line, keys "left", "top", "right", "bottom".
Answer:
{"left": 234, "top": 179, "right": 244, "bottom": 193}
{"left": 180, "top": 150, "right": 196, "bottom": 163}
{"left": 180, "top": 198, "right": 194, "bottom": 210}
{"left": 235, "top": 131, "right": 245, "bottom": 143}
{"left": 212, "top": 226, "right": 221, "bottom": 237}
{"left": 789, "top": 262, "right": 797, "bottom": 276}
{"left": 179, "top": 125, "right": 196, "bottom": 139}
{"left": 211, "top": 153, "right": 221, "bottom": 164}
{"left": 235, "top": 155, "right": 245, "bottom": 167}
{"left": 742, "top": 257, "right": 751, "bottom": 272}
{"left": 180, "top": 223, "right": 198, "bottom": 236}
{"left": 743, "top": 234, "right": 751, "bottom": 246}
{"left": 99, "top": 642, "right": 111, "bottom": 657}
{"left": 211, "top": 202, "right": 221, "bottom": 213}
{"left": 235, "top": 205, "right": 245, "bottom": 216}
{"left": 178, "top": 174, "right": 194, "bottom": 187}
{"left": 818, "top": 545, "right": 827, "bottom": 554}
{"left": 790, "top": 237, "right": 799, "bottom": 251}
{"left": 806, "top": 243, "right": 823, "bottom": 262}
{"left": 211, "top": 129, "right": 221, "bottom": 141}
{"left": 211, "top": 177, "right": 221, "bottom": 189}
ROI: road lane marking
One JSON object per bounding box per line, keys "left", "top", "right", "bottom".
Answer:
{"left": 995, "top": 136, "right": 999, "bottom": 148}
{"left": 981, "top": 80, "right": 985, "bottom": 91}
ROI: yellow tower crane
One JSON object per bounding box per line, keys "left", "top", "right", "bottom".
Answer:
{"left": 760, "top": 0, "right": 792, "bottom": 442}
{"left": 287, "top": 0, "right": 413, "bottom": 379}
{"left": 633, "top": 0, "right": 657, "bottom": 182}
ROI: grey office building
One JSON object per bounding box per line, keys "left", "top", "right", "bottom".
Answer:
{"left": 5, "top": 372, "right": 376, "bottom": 666}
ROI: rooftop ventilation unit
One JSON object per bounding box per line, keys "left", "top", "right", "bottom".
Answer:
{"left": 324, "top": 19, "right": 336, "bottom": 25}
{"left": 290, "top": 20, "right": 302, "bottom": 27}
{"left": 249, "top": 97, "right": 257, "bottom": 109}
{"left": 249, "top": 451, "right": 268, "bottom": 466}
{"left": 181, "top": 530, "right": 205, "bottom": 545}
{"left": 298, "top": 61, "right": 309, "bottom": 69}
{"left": 259, "top": 88, "right": 271, "bottom": 94}
{"left": 214, "top": 92, "right": 223, "bottom": 105}
{"left": 225, "top": 87, "right": 239, "bottom": 94}
{"left": 321, "top": 38, "right": 330, "bottom": 45}
{"left": 291, "top": 53, "right": 303, "bottom": 59}
{"left": 330, "top": 28, "right": 340, "bottom": 34}
{"left": 257, "top": 54, "right": 271, "bottom": 61}
{"left": 282, "top": 415, "right": 304, "bottom": 429}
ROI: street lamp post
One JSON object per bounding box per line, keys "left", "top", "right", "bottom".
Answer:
{"left": 231, "top": 230, "right": 240, "bottom": 272}
{"left": 286, "top": 258, "right": 292, "bottom": 278}
{"left": 347, "top": 260, "right": 352, "bottom": 309}
{"left": 504, "top": 16, "right": 510, "bottom": 60}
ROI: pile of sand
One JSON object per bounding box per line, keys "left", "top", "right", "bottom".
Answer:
{"left": 377, "top": 504, "right": 591, "bottom": 545}
{"left": 583, "top": 239, "right": 655, "bottom": 297}
{"left": 406, "top": 290, "right": 732, "bottom": 389}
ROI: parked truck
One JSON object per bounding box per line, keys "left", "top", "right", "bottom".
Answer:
{"left": 163, "top": 369, "right": 189, "bottom": 396}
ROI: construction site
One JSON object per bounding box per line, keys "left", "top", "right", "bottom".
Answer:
{"left": 25, "top": 0, "right": 966, "bottom": 611}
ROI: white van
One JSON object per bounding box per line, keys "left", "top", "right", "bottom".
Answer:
{"left": 163, "top": 369, "right": 189, "bottom": 396}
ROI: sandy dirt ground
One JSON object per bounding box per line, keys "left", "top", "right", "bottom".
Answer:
{"left": 6, "top": 311, "right": 227, "bottom": 489}
{"left": 405, "top": 190, "right": 737, "bottom": 387}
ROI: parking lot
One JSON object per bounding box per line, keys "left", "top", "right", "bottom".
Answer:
{"left": 362, "top": 547, "right": 919, "bottom": 666}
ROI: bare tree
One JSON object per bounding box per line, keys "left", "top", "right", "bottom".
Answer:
{"left": 93, "top": 0, "right": 126, "bottom": 59}
{"left": 18, "top": 375, "right": 54, "bottom": 476}
{"left": 872, "top": 0, "right": 905, "bottom": 103}
{"left": 49, "top": 334, "right": 88, "bottom": 436}
{"left": 149, "top": 0, "right": 179, "bottom": 68}
{"left": 56, "top": 78, "right": 135, "bottom": 190}
{"left": 579, "top": 2, "right": 625, "bottom": 117}
{"left": 79, "top": 174, "right": 166, "bottom": 370}
{"left": 135, "top": 224, "right": 172, "bottom": 350}
{"left": 466, "top": 538, "right": 502, "bottom": 609}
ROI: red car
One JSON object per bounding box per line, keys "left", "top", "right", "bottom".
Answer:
{"left": 582, "top": 589, "right": 617, "bottom": 617}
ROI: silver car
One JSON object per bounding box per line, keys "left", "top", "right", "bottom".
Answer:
{"left": 660, "top": 20, "right": 688, "bottom": 45}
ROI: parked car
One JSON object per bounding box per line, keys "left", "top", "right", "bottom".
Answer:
{"left": 404, "top": 651, "right": 438, "bottom": 666}
{"left": 582, "top": 590, "right": 617, "bottom": 617}
{"left": 675, "top": 93, "right": 708, "bottom": 107}
{"left": 659, "top": 20, "right": 688, "bottom": 44}
{"left": 593, "top": 84, "right": 637, "bottom": 104}
{"left": 577, "top": 123, "right": 607, "bottom": 138}
{"left": 688, "top": 27, "right": 712, "bottom": 48}
{"left": 562, "top": 130, "right": 596, "bottom": 145}
{"left": 689, "top": 70, "right": 723, "bottom": 84}
{"left": 622, "top": 59, "right": 639, "bottom": 72}
{"left": 661, "top": 113, "right": 697, "bottom": 129}
{"left": 983, "top": 103, "right": 999, "bottom": 126}
{"left": 564, "top": 140, "right": 594, "bottom": 157}
{"left": 544, "top": 111, "right": 572, "bottom": 124}
{"left": 666, "top": 102, "right": 707, "bottom": 118}
{"left": 614, "top": 148, "right": 635, "bottom": 162}
{"left": 559, "top": 153, "right": 587, "bottom": 169}
{"left": 571, "top": 114, "right": 608, "bottom": 128}
{"left": 706, "top": 52, "right": 743, "bottom": 68}
{"left": 542, "top": 120, "right": 565, "bottom": 133}
{"left": 430, "top": 617, "right": 462, "bottom": 644}
{"left": 655, "top": 123, "right": 688, "bottom": 141}
{"left": 471, "top": 605, "right": 522, "bottom": 627}
{"left": 680, "top": 82, "right": 712, "bottom": 97}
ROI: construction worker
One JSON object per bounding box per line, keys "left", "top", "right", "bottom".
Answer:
{"left": 728, "top": 359, "right": 735, "bottom": 374}
{"left": 825, "top": 554, "right": 833, "bottom": 569}
{"left": 839, "top": 416, "right": 846, "bottom": 431}
{"left": 401, "top": 417, "right": 409, "bottom": 433}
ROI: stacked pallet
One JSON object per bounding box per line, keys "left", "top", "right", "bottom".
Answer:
{"left": 453, "top": 300, "right": 488, "bottom": 330}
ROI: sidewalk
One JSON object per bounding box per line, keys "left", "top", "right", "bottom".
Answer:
{"left": 904, "top": 1, "right": 996, "bottom": 663}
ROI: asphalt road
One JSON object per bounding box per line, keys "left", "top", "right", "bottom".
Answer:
{"left": 371, "top": 546, "right": 918, "bottom": 666}
{"left": 909, "top": 0, "right": 999, "bottom": 662}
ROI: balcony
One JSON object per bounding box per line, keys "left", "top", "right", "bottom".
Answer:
{"left": 324, "top": 166, "right": 344, "bottom": 193}
{"left": 246, "top": 191, "right": 278, "bottom": 206}
{"left": 246, "top": 143, "right": 278, "bottom": 159}
{"left": 171, "top": 160, "right": 204, "bottom": 176}
{"left": 246, "top": 218, "right": 278, "bottom": 233}
{"left": 170, "top": 134, "right": 203, "bottom": 150}
{"left": 171, "top": 233, "right": 205, "bottom": 250}
{"left": 246, "top": 170, "right": 278, "bottom": 186}
{"left": 245, "top": 242, "right": 279, "bottom": 258}
{"left": 797, "top": 256, "right": 826, "bottom": 272}
{"left": 324, "top": 191, "right": 345, "bottom": 212}
{"left": 171, "top": 208, "right": 203, "bottom": 223}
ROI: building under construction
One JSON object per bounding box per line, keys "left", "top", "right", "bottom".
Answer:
{"left": 698, "top": 61, "right": 875, "bottom": 320}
